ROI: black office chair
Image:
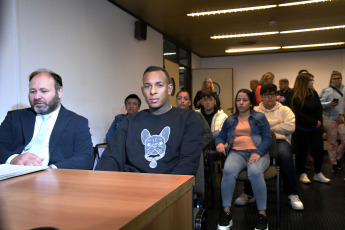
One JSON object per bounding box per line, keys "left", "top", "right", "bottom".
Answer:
{"left": 194, "top": 153, "right": 207, "bottom": 230}
{"left": 93, "top": 143, "right": 108, "bottom": 170}
{"left": 204, "top": 146, "right": 223, "bottom": 208}
{"left": 236, "top": 131, "right": 280, "bottom": 229}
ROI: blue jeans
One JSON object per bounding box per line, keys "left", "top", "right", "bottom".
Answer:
{"left": 276, "top": 139, "right": 297, "bottom": 195}
{"left": 244, "top": 139, "right": 298, "bottom": 196}
{"left": 221, "top": 150, "right": 270, "bottom": 210}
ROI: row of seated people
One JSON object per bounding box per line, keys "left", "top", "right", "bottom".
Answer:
{"left": 0, "top": 66, "right": 337, "bottom": 230}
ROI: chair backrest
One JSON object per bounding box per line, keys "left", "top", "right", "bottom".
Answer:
{"left": 194, "top": 153, "right": 205, "bottom": 196}
{"left": 93, "top": 143, "right": 108, "bottom": 170}
{"left": 269, "top": 131, "right": 278, "bottom": 159}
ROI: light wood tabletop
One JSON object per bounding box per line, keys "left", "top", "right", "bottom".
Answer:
{"left": 0, "top": 169, "right": 195, "bottom": 230}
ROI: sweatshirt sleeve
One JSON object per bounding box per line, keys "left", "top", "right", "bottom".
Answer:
{"left": 171, "top": 111, "right": 203, "bottom": 175}
{"left": 270, "top": 106, "right": 295, "bottom": 135}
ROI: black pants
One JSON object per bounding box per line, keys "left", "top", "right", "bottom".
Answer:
{"left": 292, "top": 128, "right": 324, "bottom": 174}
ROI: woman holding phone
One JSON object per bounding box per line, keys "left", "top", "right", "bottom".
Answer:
{"left": 320, "top": 71, "right": 345, "bottom": 173}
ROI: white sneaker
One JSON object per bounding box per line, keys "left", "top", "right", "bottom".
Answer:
{"left": 234, "top": 193, "right": 256, "bottom": 206}
{"left": 288, "top": 195, "right": 304, "bottom": 210}
{"left": 299, "top": 173, "right": 311, "bottom": 184}
{"left": 313, "top": 172, "right": 331, "bottom": 183}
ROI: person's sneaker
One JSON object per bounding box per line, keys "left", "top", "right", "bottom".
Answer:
{"left": 299, "top": 173, "right": 311, "bottom": 184}
{"left": 313, "top": 172, "right": 330, "bottom": 183}
{"left": 234, "top": 193, "right": 256, "bottom": 206}
{"left": 254, "top": 214, "right": 268, "bottom": 230}
{"left": 331, "top": 164, "right": 339, "bottom": 173}
{"left": 336, "top": 160, "right": 343, "bottom": 171}
{"left": 217, "top": 210, "right": 233, "bottom": 230}
{"left": 288, "top": 195, "right": 304, "bottom": 210}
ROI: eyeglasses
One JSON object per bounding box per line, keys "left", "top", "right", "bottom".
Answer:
{"left": 332, "top": 77, "right": 342, "bottom": 81}
{"left": 202, "top": 97, "right": 214, "bottom": 101}
{"left": 309, "top": 79, "right": 315, "bottom": 82}
{"left": 263, "top": 93, "right": 276, "bottom": 98}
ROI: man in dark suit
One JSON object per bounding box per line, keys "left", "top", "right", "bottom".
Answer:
{"left": 0, "top": 69, "right": 94, "bottom": 169}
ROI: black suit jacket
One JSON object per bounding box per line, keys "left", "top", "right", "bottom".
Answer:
{"left": 0, "top": 105, "right": 94, "bottom": 169}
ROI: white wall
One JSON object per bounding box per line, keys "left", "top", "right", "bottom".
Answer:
{"left": 200, "top": 49, "right": 345, "bottom": 95}
{"left": 2, "top": 0, "right": 345, "bottom": 145}
{"left": 1, "top": 0, "right": 163, "bottom": 144}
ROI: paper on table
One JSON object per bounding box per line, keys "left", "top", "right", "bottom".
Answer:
{"left": 0, "top": 164, "right": 48, "bottom": 181}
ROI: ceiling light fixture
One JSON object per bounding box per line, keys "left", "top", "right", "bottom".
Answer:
{"left": 225, "top": 46, "right": 281, "bottom": 53}
{"left": 211, "top": 31, "right": 279, "bottom": 39}
{"left": 279, "top": 0, "right": 331, "bottom": 7}
{"left": 212, "top": 25, "right": 345, "bottom": 39}
{"left": 280, "top": 25, "right": 345, "bottom": 34}
{"left": 163, "top": 52, "right": 176, "bottom": 56}
{"left": 187, "top": 0, "right": 330, "bottom": 17}
{"left": 187, "top": 5, "right": 277, "bottom": 17}
{"left": 225, "top": 42, "right": 344, "bottom": 53}
{"left": 282, "top": 42, "right": 344, "bottom": 49}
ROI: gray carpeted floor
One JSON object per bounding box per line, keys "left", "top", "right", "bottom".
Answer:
{"left": 205, "top": 153, "right": 345, "bottom": 230}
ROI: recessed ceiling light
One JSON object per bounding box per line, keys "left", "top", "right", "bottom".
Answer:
{"left": 211, "top": 31, "right": 279, "bottom": 39}
{"left": 212, "top": 25, "right": 345, "bottom": 39}
{"left": 187, "top": 0, "right": 331, "bottom": 17}
{"left": 225, "top": 46, "right": 281, "bottom": 53}
{"left": 279, "top": 0, "right": 331, "bottom": 7}
{"left": 163, "top": 52, "right": 176, "bottom": 56}
{"left": 225, "top": 41, "right": 344, "bottom": 53}
{"left": 282, "top": 42, "right": 344, "bottom": 49}
{"left": 280, "top": 25, "right": 345, "bottom": 34}
{"left": 187, "top": 5, "right": 277, "bottom": 17}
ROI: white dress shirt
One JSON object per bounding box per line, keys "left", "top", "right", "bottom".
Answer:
{"left": 6, "top": 106, "right": 61, "bottom": 167}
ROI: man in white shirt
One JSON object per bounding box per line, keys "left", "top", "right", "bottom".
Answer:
{"left": 196, "top": 92, "right": 228, "bottom": 140}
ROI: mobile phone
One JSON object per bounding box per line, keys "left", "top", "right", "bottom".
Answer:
{"left": 333, "top": 99, "right": 339, "bottom": 103}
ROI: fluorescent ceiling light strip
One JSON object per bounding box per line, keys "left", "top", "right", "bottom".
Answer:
{"left": 279, "top": 0, "right": 331, "bottom": 7}
{"left": 163, "top": 52, "right": 176, "bottom": 56}
{"left": 282, "top": 42, "right": 344, "bottom": 49}
{"left": 225, "top": 42, "right": 344, "bottom": 53}
{"left": 187, "top": 0, "right": 330, "bottom": 17}
{"left": 187, "top": 5, "right": 276, "bottom": 17}
{"left": 225, "top": 46, "right": 281, "bottom": 53}
{"left": 213, "top": 25, "right": 345, "bottom": 39}
{"left": 211, "top": 31, "right": 279, "bottom": 39}
{"left": 281, "top": 25, "right": 345, "bottom": 34}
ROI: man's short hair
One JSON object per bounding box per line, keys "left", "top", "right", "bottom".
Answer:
{"left": 200, "top": 91, "right": 216, "bottom": 99}
{"left": 260, "top": 84, "right": 278, "bottom": 95}
{"left": 29, "top": 68, "right": 63, "bottom": 90}
{"left": 279, "top": 78, "right": 289, "bottom": 84}
{"left": 143, "top": 66, "right": 170, "bottom": 80}
{"left": 125, "top": 94, "right": 141, "bottom": 106}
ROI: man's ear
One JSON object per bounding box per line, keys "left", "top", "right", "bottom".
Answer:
{"left": 57, "top": 87, "right": 63, "bottom": 99}
{"left": 141, "top": 86, "right": 145, "bottom": 96}
{"left": 168, "top": 84, "right": 173, "bottom": 95}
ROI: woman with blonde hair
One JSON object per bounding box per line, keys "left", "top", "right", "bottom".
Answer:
{"left": 254, "top": 72, "right": 275, "bottom": 106}
{"left": 320, "top": 70, "right": 344, "bottom": 173}
{"left": 292, "top": 73, "right": 330, "bottom": 184}
{"left": 194, "top": 77, "right": 220, "bottom": 109}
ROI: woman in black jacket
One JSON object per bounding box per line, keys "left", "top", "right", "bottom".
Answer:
{"left": 292, "top": 73, "right": 330, "bottom": 184}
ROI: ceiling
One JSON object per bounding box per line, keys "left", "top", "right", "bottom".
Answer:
{"left": 109, "top": 0, "right": 345, "bottom": 57}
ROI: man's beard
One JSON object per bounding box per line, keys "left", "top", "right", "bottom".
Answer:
{"left": 30, "top": 93, "right": 60, "bottom": 115}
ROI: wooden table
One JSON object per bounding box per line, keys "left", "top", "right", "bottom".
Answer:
{"left": 0, "top": 169, "right": 195, "bottom": 230}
